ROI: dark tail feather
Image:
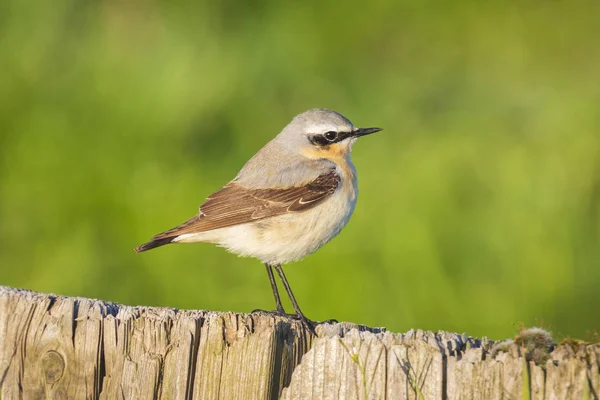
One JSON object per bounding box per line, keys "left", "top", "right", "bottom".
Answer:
{"left": 134, "top": 236, "right": 175, "bottom": 253}
{"left": 135, "top": 215, "right": 202, "bottom": 253}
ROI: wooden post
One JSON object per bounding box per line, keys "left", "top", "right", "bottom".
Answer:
{"left": 0, "top": 286, "right": 598, "bottom": 399}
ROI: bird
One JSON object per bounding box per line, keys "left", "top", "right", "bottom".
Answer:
{"left": 135, "top": 108, "right": 381, "bottom": 331}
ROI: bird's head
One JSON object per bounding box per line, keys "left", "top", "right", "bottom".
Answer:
{"left": 277, "top": 109, "right": 382, "bottom": 162}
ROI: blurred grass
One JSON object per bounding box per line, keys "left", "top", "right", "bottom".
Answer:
{"left": 1, "top": 0, "right": 599, "bottom": 339}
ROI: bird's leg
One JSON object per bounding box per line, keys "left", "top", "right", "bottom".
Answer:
{"left": 266, "top": 263, "right": 286, "bottom": 314}
{"left": 273, "top": 264, "right": 314, "bottom": 333}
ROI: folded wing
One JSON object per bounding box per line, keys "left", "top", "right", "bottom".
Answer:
{"left": 135, "top": 168, "right": 340, "bottom": 252}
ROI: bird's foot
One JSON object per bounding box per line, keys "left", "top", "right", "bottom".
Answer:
{"left": 320, "top": 318, "right": 339, "bottom": 324}
{"left": 251, "top": 309, "right": 316, "bottom": 334}
{"left": 250, "top": 308, "right": 296, "bottom": 318}
{"left": 297, "top": 314, "right": 316, "bottom": 335}
{"left": 295, "top": 317, "right": 339, "bottom": 333}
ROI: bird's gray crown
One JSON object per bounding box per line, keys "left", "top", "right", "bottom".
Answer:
{"left": 276, "top": 109, "right": 356, "bottom": 146}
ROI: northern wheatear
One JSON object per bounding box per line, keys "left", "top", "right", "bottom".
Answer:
{"left": 135, "top": 109, "right": 381, "bottom": 330}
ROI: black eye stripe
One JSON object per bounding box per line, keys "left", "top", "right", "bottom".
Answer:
{"left": 310, "top": 131, "right": 352, "bottom": 146}
{"left": 336, "top": 131, "right": 352, "bottom": 141}
{"left": 310, "top": 135, "right": 330, "bottom": 146}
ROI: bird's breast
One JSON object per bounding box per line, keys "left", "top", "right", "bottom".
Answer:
{"left": 251, "top": 182, "right": 356, "bottom": 264}
{"left": 205, "top": 158, "right": 359, "bottom": 265}
{"left": 335, "top": 156, "right": 358, "bottom": 202}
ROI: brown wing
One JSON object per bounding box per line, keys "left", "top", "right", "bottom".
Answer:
{"left": 136, "top": 169, "right": 340, "bottom": 250}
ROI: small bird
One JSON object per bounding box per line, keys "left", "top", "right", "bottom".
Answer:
{"left": 135, "top": 109, "right": 381, "bottom": 331}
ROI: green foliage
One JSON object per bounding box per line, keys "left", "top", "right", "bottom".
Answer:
{"left": 1, "top": 0, "right": 599, "bottom": 339}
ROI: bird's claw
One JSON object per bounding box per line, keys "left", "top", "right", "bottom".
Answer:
{"left": 298, "top": 315, "right": 316, "bottom": 335}
{"left": 251, "top": 309, "right": 316, "bottom": 334}
{"left": 251, "top": 308, "right": 296, "bottom": 318}
{"left": 321, "top": 318, "right": 339, "bottom": 324}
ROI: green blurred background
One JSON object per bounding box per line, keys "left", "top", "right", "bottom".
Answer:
{"left": 1, "top": 0, "right": 599, "bottom": 340}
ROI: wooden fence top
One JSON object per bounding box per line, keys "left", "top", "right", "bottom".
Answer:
{"left": 0, "top": 285, "right": 598, "bottom": 399}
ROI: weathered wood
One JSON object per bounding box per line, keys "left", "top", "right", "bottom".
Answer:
{"left": 0, "top": 286, "right": 598, "bottom": 399}
{"left": 281, "top": 328, "right": 600, "bottom": 399}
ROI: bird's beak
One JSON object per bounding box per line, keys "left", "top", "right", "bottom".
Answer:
{"left": 352, "top": 127, "right": 383, "bottom": 137}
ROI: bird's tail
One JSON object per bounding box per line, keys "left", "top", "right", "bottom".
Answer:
{"left": 135, "top": 215, "right": 202, "bottom": 253}
{"left": 134, "top": 236, "right": 176, "bottom": 253}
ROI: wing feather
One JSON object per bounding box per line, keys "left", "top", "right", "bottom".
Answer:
{"left": 150, "top": 168, "right": 340, "bottom": 240}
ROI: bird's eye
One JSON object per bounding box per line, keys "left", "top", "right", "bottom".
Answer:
{"left": 324, "top": 131, "right": 337, "bottom": 141}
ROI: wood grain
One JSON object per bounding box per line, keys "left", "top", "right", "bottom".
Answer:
{"left": 0, "top": 286, "right": 598, "bottom": 399}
